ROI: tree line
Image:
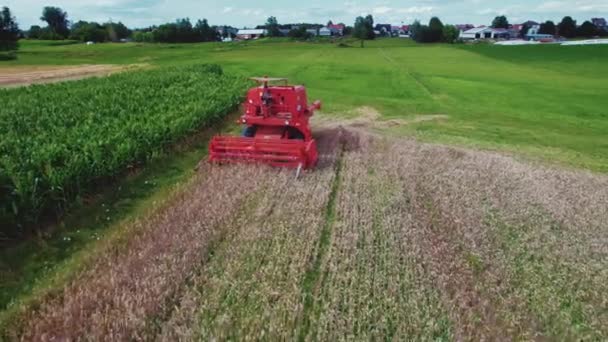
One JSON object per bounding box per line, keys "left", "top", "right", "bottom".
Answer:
{"left": 491, "top": 15, "right": 606, "bottom": 38}
{"left": 25, "top": 7, "right": 131, "bottom": 42}
{"left": 132, "top": 19, "right": 219, "bottom": 43}
{"left": 2, "top": 4, "right": 608, "bottom": 54}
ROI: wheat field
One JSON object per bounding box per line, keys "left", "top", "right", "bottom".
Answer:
{"left": 5, "top": 124, "right": 607, "bottom": 340}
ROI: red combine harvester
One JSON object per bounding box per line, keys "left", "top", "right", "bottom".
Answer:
{"left": 209, "top": 77, "right": 321, "bottom": 170}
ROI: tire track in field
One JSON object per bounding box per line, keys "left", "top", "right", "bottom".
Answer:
{"left": 296, "top": 132, "right": 345, "bottom": 341}
{"left": 378, "top": 47, "right": 435, "bottom": 97}
{"left": 306, "top": 132, "right": 452, "bottom": 340}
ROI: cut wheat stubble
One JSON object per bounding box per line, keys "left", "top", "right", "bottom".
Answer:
{"left": 10, "top": 127, "right": 608, "bottom": 340}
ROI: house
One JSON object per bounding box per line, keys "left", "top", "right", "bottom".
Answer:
{"left": 460, "top": 26, "right": 511, "bottom": 40}
{"left": 375, "top": 24, "right": 392, "bottom": 36}
{"left": 522, "top": 24, "right": 555, "bottom": 40}
{"left": 399, "top": 25, "right": 410, "bottom": 38}
{"left": 319, "top": 27, "right": 332, "bottom": 36}
{"left": 328, "top": 23, "right": 345, "bottom": 36}
{"left": 592, "top": 18, "right": 607, "bottom": 30}
{"left": 491, "top": 28, "right": 510, "bottom": 39}
{"left": 460, "top": 26, "right": 492, "bottom": 39}
{"left": 456, "top": 24, "right": 475, "bottom": 33}
{"left": 319, "top": 24, "right": 344, "bottom": 37}
{"left": 509, "top": 24, "right": 524, "bottom": 38}
{"left": 526, "top": 24, "right": 541, "bottom": 35}
{"left": 391, "top": 26, "right": 401, "bottom": 37}
{"left": 236, "top": 29, "right": 267, "bottom": 40}
{"left": 279, "top": 29, "right": 290, "bottom": 36}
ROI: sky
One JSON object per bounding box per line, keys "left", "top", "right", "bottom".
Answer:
{"left": 4, "top": 0, "right": 608, "bottom": 29}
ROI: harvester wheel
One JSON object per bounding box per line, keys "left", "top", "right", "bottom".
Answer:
{"left": 242, "top": 125, "right": 257, "bottom": 137}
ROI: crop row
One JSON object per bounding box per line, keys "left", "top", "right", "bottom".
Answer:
{"left": 0, "top": 64, "right": 248, "bottom": 235}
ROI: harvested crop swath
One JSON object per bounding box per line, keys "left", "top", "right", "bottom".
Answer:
{"left": 0, "top": 64, "right": 248, "bottom": 234}
{"left": 309, "top": 134, "right": 452, "bottom": 340}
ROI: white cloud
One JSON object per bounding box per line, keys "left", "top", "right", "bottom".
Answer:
{"left": 536, "top": 0, "right": 608, "bottom": 13}
{"left": 3, "top": 0, "right": 607, "bottom": 29}
{"left": 373, "top": 6, "right": 391, "bottom": 14}
{"left": 397, "top": 6, "right": 434, "bottom": 14}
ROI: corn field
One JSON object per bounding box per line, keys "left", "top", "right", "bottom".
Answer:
{"left": 0, "top": 64, "right": 247, "bottom": 235}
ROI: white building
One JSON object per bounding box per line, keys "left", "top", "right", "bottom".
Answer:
{"left": 236, "top": 29, "right": 267, "bottom": 40}
{"left": 527, "top": 25, "right": 541, "bottom": 35}
{"left": 460, "top": 27, "right": 510, "bottom": 40}
{"left": 319, "top": 27, "right": 332, "bottom": 36}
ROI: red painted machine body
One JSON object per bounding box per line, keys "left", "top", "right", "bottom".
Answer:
{"left": 209, "top": 78, "right": 321, "bottom": 169}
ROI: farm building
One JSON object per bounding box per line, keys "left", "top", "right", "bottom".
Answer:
{"left": 491, "top": 28, "right": 510, "bottom": 39}
{"left": 509, "top": 24, "right": 524, "bottom": 38}
{"left": 526, "top": 24, "right": 541, "bottom": 35}
{"left": 375, "top": 24, "right": 392, "bottom": 36}
{"left": 328, "top": 23, "right": 345, "bottom": 35}
{"left": 456, "top": 24, "right": 475, "bottom": 32}
{"left": 236, "top": 29, "right": 267, "bottom": 40}
{"left": 319, "top": 27, "right": 331, "bottom": 36}
{"left": 460, "top": 26, "right": 510, "bottom": 40}
{"left": 399, "top": 25, "right": 410, "bottom": 38}
{"left": 319, "top": 24, "right": 344, "bottom": 37}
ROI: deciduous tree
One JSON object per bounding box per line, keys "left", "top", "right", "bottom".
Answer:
{"left": 69, "top": 21, "right": 107, "bottom": 42}
{"left": 288, "top": 26, "right": 312, "bottom": 40}
{"left": 539, "top": 21, "right": 556, "bottom": 35}
{"left": 40, "top": 6, "right": 69, "bottom": 39}
{"left": 492, "top": 15, "right": 509, "bottom": 29}
{"left": 428, "top": 17, "right": 444, "bottom": 42}
{"left": 105, "top": 22, "right": 130, "bottom": 41}
{"left": 194, "top": 19, "right": 218, "bottom": 42}
{"left": 265, "top": 16, "right": 281, "bottom": 37}
{"left": 442, "top": 24, "right": 459, "bottom": 43}
{"left": 577, "top": 21, "right": 598, "bottom": 37}
{"left": 558, "top": 16, "right": 577, "bottom": 38}
{"left": 28, "top": 25, "right": 43, "bottom": 39}
{"left": 0, "top": 6, "right": 19, "bottom": 54}
{"left": 353, "top": 14, "right": 375, "bottom": 46}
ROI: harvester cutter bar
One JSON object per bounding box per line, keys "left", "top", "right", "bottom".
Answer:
{"left": 209, "top": 136, "right": 316, "bottom": 169}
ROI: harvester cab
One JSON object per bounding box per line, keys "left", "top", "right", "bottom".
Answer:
{"left": 209, "top": 77, "right": 321, "bottom": 170}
